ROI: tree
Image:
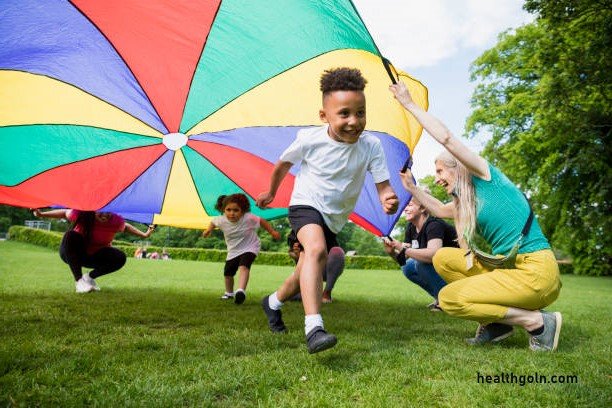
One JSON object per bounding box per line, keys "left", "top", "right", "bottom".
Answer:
{"left": 466, "top": 0, "right": 611, "bottom": 275}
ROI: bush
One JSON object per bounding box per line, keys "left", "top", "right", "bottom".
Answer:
{"left": 8, "top": 226, "right": 399, "bottom": 269}
{"left": 9, "top": 225, "right": 64, "bottom": 250}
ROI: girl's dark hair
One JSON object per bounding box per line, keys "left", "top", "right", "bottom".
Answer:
{"left": 72, "top": 210, "right": 96, "bottom": 246}
{"left": 215, "top": 193, "right": 250, "bottom": 213}
{"left": 214, "top": 195, "right": 227, "bottom": 212}
{"left": 320, "top": 67, "right": 367, "bottom": 95}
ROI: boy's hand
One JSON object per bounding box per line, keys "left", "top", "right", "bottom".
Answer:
{"left": 256, "top": 192, "right": 274, "bottom": 208}
{"left": 381, "top": 191, "right": 399, "bottom": 214}
{"left": 271, "top": 230, "right": 281, "bottom": 240}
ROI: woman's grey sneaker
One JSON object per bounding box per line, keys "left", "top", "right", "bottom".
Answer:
{"left": 529, "top": 311, "right": 562, "bottom": 351}
{"left": 261, "top": 296, "right": 287, "bottom": 333}
{"left": 305, "top": 326, "right": 337, "bottom": 354}
{"left": 466, "top": 323, "right": 514, "bottom": 345}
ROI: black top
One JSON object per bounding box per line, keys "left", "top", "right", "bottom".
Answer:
{"left": 395, "top": 217, "right": 458, "bottom": 266}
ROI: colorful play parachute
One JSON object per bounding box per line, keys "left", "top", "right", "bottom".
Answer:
{"left": 0, "top": 0, "right": 428, "bottom": 236}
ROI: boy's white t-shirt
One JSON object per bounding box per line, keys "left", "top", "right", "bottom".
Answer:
{"left": 212, "top": 213, "right": 261, "bottom": 260}
{"left": 280, "top": 125, "right": 390, "bottom": 233}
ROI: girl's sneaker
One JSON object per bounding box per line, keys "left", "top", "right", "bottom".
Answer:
{"left": 220, "top": 292, "right": 234, "bottom": 300}
{"left": 75, "top": 278, "right": 95, "bottom": 293}
{"left": 82, "top": 273, "right": 100, "bottom": 291}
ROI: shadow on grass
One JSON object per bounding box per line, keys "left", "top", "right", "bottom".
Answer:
{"left": 1, "top": 286, "right": 582, "bottom": 367}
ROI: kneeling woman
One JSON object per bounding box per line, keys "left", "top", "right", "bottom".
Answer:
{"left": 390, "top": 82, "right": 562, "bottom": 351}
{"left": 33, "top": 209, "right": 155, "bottom": 293}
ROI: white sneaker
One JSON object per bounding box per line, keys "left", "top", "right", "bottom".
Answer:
{"left": 75, "top": 278, "right": 95, "bottom": 293}
{"left": 82, "top": 273, "right": 100, "bottom": 291}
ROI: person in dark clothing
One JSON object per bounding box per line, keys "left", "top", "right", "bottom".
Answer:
{"left": 383, "top": 194, "right": 458, "bottom": 310}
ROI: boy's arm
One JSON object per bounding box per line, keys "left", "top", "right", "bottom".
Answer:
{"left": 375, "top": 180, "right": 399, "bottom": 214}
{"left": 256, "top": 161, "right": 293, "bottom": 208}
{"left": 260, "top": 218, "right": 281, "bottom": 240}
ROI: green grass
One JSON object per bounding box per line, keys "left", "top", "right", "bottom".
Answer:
{"left": 1, "top": 240, "right": 610, "bottom": 407}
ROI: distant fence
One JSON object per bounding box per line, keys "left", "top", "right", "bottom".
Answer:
{"left": 24, "top": 220, "right": 51, "bottom": 231}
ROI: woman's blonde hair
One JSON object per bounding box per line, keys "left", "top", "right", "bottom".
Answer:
{"left": 435, "top": 150, "right": 476, "bottom": 247}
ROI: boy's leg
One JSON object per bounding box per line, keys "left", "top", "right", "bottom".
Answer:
{"left": 297, "top": 224, "right": 337, "bottom": 353}
{"left": 277, "top": 263, "right": 302, "bottom": 301}
{"left": 296, "top": 224, "right": 327, "bottom": 316}
{"left": 262, "top": 255, "right": 302, "bottom": 333}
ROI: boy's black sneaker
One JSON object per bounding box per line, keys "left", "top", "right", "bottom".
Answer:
{"left": 261, "top": 296, "right": 287, "bottom": 333}
{"left": 305, "top": 326, "right": 337, "bottom": 354}
{"left": 234, "top": 290, "right": 246, "bottom": 305}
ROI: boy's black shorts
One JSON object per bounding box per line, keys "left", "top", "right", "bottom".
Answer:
{"left": 224, "top": 252, "right": 257, "bottom": 276}
{"left": 287, "top": 205, "right": 338, "bottom": 252}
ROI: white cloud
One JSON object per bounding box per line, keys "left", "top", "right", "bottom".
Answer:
{"left": 352, "top": 0, "right": 534, "bottom": 69}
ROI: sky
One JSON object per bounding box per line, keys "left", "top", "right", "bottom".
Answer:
{"left": 352, "top": 0, "right": 534, "bottom": 177}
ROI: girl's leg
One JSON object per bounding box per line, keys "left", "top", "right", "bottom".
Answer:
{"left": 223, "top": 257, "right": 240, "bottom": 296}
{"left": 225, "top": 276, "right": 234, "bottom": 294}
{"left": 237, "top": 265, "right": 249, "bottom": 291}
{"left": 59, "top": 231, "right": 87, "bottom": 281}
{"left": 87, "top": 247, "right": 126, "bottom": 279}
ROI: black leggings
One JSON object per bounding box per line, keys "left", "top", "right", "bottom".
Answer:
{"left": 59, "top": 231, "right": 126, "bottom": 281}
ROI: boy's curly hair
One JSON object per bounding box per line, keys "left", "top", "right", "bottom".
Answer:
{"left": 215, "top": 193, "right": 251, "bottom": 213}
{"left": 320, "top": 67, "right": 367, "bottom": 95}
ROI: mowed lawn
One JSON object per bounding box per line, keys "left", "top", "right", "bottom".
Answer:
{"left": 0, "top": 240, "right": 610, "bottom": 407}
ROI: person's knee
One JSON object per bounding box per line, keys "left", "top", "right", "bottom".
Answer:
{"left": 433, "top": 248, "right": 455, "bottom": 279}
{"left": 328, "top": 246, "right": 345, "bottom": 260}
{"left": 438, "top": 285, "right": 469, "bottom": 316}
{"left": 327, "top": 247, "right": 345, "bottom": 272}
{"left": 401, "top": 260, "right": 419, "bottom": 282}
{"left": 117, "top": 252, "right": 127, "bottom": 269}
{"left": 305, "top": 244, "right": 328, "bottom": 265}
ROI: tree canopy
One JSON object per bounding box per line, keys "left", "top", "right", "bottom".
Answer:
{"left": 466, "top": 0, "right": 611, "bottom": 275}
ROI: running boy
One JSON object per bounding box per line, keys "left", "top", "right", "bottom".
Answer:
{"left": 203, "top": 194, "right": 280, "bottom": 304}
{"left": 256, "top": 67, "right": 399, "bottom": 353}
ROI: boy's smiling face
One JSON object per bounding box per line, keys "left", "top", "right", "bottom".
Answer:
{"left": 319, "top": 90, "right": 366, "bottom": 144}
